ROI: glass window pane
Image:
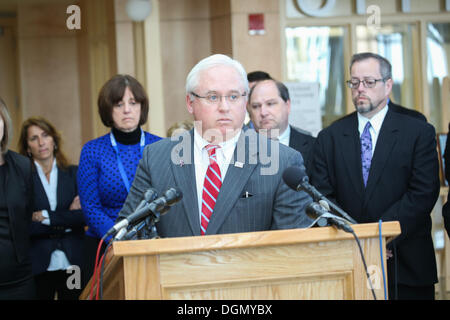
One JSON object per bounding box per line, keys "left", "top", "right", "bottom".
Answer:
{"left": 356, "top": 24, "right": 418, "bottom": 115}
{"left": 285, "top": 26, "right": 346, "bottom": 128}
{"left": 427, "top": 23, "right": 450, "bottom": 133}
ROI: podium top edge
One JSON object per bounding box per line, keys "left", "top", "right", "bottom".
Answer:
{"left": 111, "top": 221, "right": 401, "bottom": 257}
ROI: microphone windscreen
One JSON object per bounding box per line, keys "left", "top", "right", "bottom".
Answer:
{"left": 164, "top": 187, "right": 183, "bottom": 205}
{"left": 282, "top": 166, "right": 307, "bottom": 191}
{"left": 144, "top": 188, "right": 158, "bottom": 202}
{"left": 305, "top": 202, "right": 319, "bottom": 219}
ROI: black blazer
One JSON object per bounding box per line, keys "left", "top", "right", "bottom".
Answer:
{"left": 443, "top": 123, "right": 450, "bottom": 237}
{"left": 388, "top": 100, "right": 426, "bottom": 122}
{"left": 30, "top": 164, "right": 85, "bottom": 275}
{"left": 3, "top": 151, "right": 33, "bottom": 264}
{"left": 289, "top": 125, "right": 316, "bottom": 176}
{"left": 310, "top": 109, "right": 440, "bottom": 286}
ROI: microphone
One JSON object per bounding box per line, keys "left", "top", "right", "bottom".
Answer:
{"left": 135, "top": 188, "right": 158, "bottom": 212}
{"left": 121, "top": 199, "right": 178, "bottom": 241}
{"left": 306, "top": 202, "right": 353, "bottom": 233}
{"left": 139, "top": 187, "right": 183, "bottom": 219}
{"left": 105, "top": 187, "right": 183, "bottom": 238}
{"left": 282, "top": 166, "right": 357, "bottom": 224}
{"left": 105, "top": 188, "right": 158, "bottom": 238}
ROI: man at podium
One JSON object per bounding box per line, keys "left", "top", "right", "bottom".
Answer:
{"left": 117, "top": 54, "right": 313, "bottom": 238}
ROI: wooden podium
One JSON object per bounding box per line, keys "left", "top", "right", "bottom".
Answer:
{"left": 80, "top": 221, "right": 400, "bottom": 300}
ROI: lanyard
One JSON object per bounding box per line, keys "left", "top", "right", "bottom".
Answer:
{"left": 110, "top": 129, "right": 145, "bottom": 193}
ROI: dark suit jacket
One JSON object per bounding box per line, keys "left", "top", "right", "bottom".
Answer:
{"left": 289, "top": 125, "right": 316, "bottom": 176}
{"left": 118, "top": 129, "right": 313, "bottom": 237}
{"left": 388, "top": 100, "right": 427, "bottom": 122}
{"left": 443, "top": 123, "right": 450, "bottom": 237}
{"left": 30, "top": 165, "right": 85, "bottom": 275}
{"left": 3, "top": 151, "right": 33, "bottom": 264}
{"left": 310, "top": 109, "right": 440, "bottom": 286}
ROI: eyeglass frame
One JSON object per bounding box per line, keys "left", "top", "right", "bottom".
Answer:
{"left": 346, "top": 78, "right": 389, "bottom": 89}
{"left": 190, "top": 91, "right": 247, "bottom": 104}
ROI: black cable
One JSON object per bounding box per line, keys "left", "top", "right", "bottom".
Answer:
{"left": 350, "top": 229, "right": 377, "bottom": 300}
{"left": 315, "top": 214, "right": 378, "bottom": 300}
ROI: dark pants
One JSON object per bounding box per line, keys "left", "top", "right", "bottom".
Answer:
{"left": 389, "top": 283, "right": 435, "bottom": 300}
{"left": 0, "top": 277, "right": 36, "bottom": 300}
{"left": 34, "top": 270, "right": 81, "bottom": 300}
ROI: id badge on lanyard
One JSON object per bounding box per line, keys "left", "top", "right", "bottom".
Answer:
{"left": 110, "top": 129, "right": 145, "bottom": 193}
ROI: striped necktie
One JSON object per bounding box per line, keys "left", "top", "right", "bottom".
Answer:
{"left": 201, "top": 144, "right": 222, "bottom": 235}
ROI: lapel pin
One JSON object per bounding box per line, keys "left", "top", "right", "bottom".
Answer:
{"left": 235, "top": 161, "right": 244, "bottom": 168}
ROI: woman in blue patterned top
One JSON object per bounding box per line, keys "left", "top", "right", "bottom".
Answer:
{"left": 77, "top": 75, "right": 161, "bottom": 287}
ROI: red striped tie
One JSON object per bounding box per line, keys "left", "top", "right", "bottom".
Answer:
{"left": 201, "top": 144, "right": 222, "bottom": 235}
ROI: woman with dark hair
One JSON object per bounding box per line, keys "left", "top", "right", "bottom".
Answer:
{"left": 77, "top": 74, "right": 161, "bottom": 286}
{"left": 18, "top": 117, "right": 85, "bottom": 300}
{"left": 0, "top": 98, "right": 36, "bottom": 299}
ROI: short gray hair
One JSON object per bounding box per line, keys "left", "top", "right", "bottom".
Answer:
{"left": 350, "top": 52, "right": 392, "bottom": 80}
{"left": 185, "top": 54, "right": 249, "bottom": 100}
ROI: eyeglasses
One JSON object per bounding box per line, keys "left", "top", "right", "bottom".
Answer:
{"left": 346, "top": 78, "right": 386, "bottom": 89}
{"left": 190, "top": 91, "right": 247, "bottom": 104}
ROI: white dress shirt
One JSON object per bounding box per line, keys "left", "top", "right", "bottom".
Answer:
{"left": 357, "top": 104, "right": 389, "bottom": 156}
{"left": 193, "top": 128, "right": 241, "bottom": 225}
{"left": 277, "top": 125, "right": 291, "bottom": 147}
{"left": 35, "top": 159, "right": 71, "bottom": 271}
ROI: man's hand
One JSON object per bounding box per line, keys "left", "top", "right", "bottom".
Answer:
{"left": 386, "top": 248, "right": 393, "bottom": 260}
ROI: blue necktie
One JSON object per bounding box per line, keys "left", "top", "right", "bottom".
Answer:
{"left": 361, "top": 122, "right": 372, "bottom": 187}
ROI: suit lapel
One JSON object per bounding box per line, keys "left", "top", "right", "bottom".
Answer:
{"left": 339, "top": 114, "right": 365, "bottom": 199}
{"left": 170, "top": 130, "right": 201, "bottom": 236}
{"left": 363, "top": 110, "right": 398, "bottom": 205}
{"left": 289, "top": 127, "right": 304, "bottom": 151}
{"left": 205, "top": 132, "right": 258, "bottom": 235}
{"left": 56, "top": 166, "right": 64, "bottom": 210}
{"left": 33, "top": 171, "right": 51, "bottom": 210}
{"left": 56, "top": 166, "right": 74, "bottom": 210}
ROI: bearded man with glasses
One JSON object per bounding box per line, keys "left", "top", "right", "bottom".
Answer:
{"left": 309, "top": 52, "right": 440, "bottom": 300}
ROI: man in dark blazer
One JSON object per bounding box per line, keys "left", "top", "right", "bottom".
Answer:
{"left": 247, "top": 79, "right": 316, "bottom": 175}
{"left": 310, "top": 52, "right": 440, "bottom": 300}
{"left": 118, "top": 54, "right": 313, "bottom": 237}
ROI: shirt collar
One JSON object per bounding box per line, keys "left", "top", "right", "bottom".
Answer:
{"left": 34, "top": 158, "right": 57, "bottom": 175}
{"left": 357, "top": 104, "right": 388, "bottom": 136}
{"left": 277, "top": 125, "right": 291, "bottom": 147}
{"left": 193, "top": 127, "right": 242, "bottom": 151}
